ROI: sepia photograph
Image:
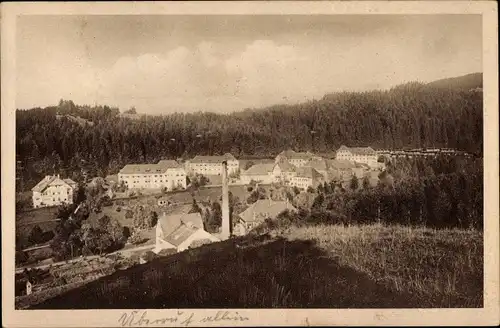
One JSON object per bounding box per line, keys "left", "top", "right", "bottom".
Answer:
{"left": 2, "top": 1, "right": 499, "bottom": 327}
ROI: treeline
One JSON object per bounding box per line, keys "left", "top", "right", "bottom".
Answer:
{"left": 16, "top": 80, "right": 483, "bottom": 191}
{"left": 257, "top": 156, "right": 483, "bottom": 231}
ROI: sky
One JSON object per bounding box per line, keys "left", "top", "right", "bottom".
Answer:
{"left": 16, "top": 15, "right": 482, "bottom": 114}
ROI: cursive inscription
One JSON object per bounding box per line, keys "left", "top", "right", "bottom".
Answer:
{"left": 118, "top": 310, "right": 250, "bottom": 327}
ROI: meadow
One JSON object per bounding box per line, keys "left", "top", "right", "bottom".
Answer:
{"left": 31, "top": 221, "right": 482, "bottom": 309}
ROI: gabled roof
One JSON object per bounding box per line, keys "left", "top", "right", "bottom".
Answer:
{"left": 31, "top": 176, "right": 76, "bottom": 192}
{"left": 239, "top": 199, "right": 296, "bottom": 223}
{"left": 295, "top": 166, "right": 324, "bottom": 180}
{"left": 157, "top": 212, "right": 204, "bottom": 238}
{"left": 189, "top": 153, "right": 237, "bottom": 163}
{"left": 274, "top": 161, "right": 296, "bottom": 172}
{"left": 242, "top": 163, "right": 275, "bottom": 176}
{"left": 337, "top": 145, "right": 376, "bottom": 156}
{"left": 163, "top": 224, "right": 199, "bottom": 247}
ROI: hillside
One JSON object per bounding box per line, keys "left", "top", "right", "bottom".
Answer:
{"left": 15, "top": 73, "right": 483, "bottom": 192}
{"left": 31, "top": 223, "right": 482, "bottom": 309}
{"left": 425, "top": 72, "right": 482, "bottom": 91}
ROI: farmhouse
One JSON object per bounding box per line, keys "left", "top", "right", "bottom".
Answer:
{"left": 275, "top": 150, "right": 323, "bottom": 167}
{"left": 154, "top": 212, "right": 220, "bottom": 253}
{"left": 335, "top": 145, "right": 378, "bottom": 167}
{"left": 185, "top": 153, "right": 239, "bottom": 176}
{"left": 240, "top": 163, "right": 275, "bottom": 185}
{"left": 233, "top": 199, "right": 296, "bottom": 236}
{"left": 31, "top": 175, "right": 77, "bottom": 208}
{"left": 290, "top": 166, "right": 325, "bottom": 190}
{"left": 118, "top": 160, "right": 186, "bottom": 191}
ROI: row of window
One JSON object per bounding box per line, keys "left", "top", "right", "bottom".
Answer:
{"left": 124, "top": 179, "right": 185, "bottom": 185}
{"left": 121, "top": 173, "right": 183, "bottom": 178}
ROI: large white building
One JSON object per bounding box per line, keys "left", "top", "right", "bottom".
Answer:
{"left": 31, "top": 175, "right": 77, "bottom": 208}
{"left": 335, "top": 145, "right": 378, "bottom": 167}
{"left": 118, "top": 160, "right": 186, "bottom": 190}
{"left": 185, "top": 153, "right": 239, "bottom": 176}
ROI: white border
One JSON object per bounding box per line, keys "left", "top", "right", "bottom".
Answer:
{"left": 2, "top": 2, "right": 498, "bottom": 327}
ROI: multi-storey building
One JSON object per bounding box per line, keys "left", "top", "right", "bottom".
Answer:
{"left": 32, "top": 175, "right": 77, "bottom": 208}
{"left": 335, "top": 145, "right": 378, "bottom": 167}
{"left": 185, "top": 153, "right": 239, "bottom": 176}
{"left": 118, "top": 160, "right": 186, "bottom": 190}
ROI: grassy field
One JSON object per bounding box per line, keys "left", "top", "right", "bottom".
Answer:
{"left": 273, "top": 223, "right": 483, "bottom": 307}
{"left": 31, "top": 222, "right": 482, "bottom": 309}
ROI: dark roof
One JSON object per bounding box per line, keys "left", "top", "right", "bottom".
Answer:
{"left": 239, "top": 199, "right": 296, "bottom": 223}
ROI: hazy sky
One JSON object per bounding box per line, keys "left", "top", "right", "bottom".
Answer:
{"left": 17, "top": 15, "right": 482, "bottom": 113}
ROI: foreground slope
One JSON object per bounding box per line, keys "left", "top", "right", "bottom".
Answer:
{"left": 32, "top": 223, "right": 482, "bottom": 309}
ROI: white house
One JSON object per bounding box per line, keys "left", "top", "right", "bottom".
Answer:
{"left": 185, "top": 153, "right": 239, "bottom": 176}
{"left": 118, "top": 160, "right": 186, "bottom": 191}
{"left": 336, "top": 145, "right": 378, "bottom": 167}
{"left": 31, "top": 175, "right": 77, "bottom": 208}
{"left": 154, "top": 212, "right": 220, "bottom": 253}
{"left": 240, "top": 163, "right": 275, "bottom": 185}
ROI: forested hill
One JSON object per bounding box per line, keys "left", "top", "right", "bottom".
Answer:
{"left": 425, "top": 72, "right": 482, "bottom": 91}
{"left": 16, "top": 73, "right": 483, "bottom": 190}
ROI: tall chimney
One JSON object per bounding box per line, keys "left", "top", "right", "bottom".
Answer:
{"left": 221, "top": 161, "right": 230, "bottom": 240}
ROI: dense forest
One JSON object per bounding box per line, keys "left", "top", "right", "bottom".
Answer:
{"left": 16, "top": 73, "right": 483, "bottom": 191}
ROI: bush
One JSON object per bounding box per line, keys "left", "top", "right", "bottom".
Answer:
{"left": 125, "top": 210, "right": 134, "bottom": 219}
{"left": 116, "top": 206, "right": 121, "bottom": 212}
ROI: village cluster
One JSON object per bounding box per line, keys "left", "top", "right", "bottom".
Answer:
{"left": 29, "top": 145, "right": 385, "bottom": 257}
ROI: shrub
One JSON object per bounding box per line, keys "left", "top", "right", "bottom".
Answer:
{"left": 116, "top": 206, "right": 121, "bottom": 212}
{"left": 125, "top": 210, "right": 134, "bottom": 219}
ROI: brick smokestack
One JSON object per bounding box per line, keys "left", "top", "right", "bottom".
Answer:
{"left": 221, "top": 160, "right": 230, "bottom": 240}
